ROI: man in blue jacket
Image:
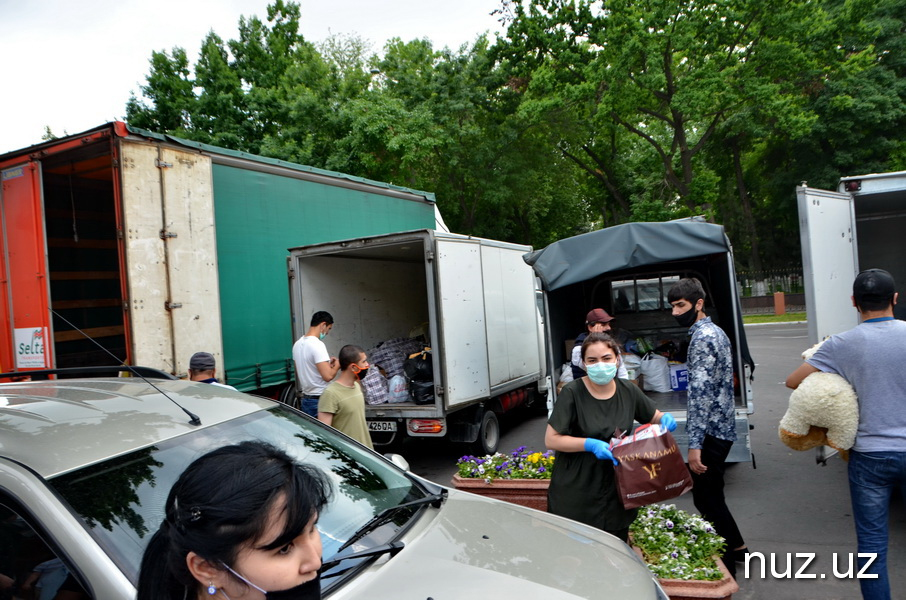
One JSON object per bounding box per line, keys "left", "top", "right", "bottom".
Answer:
{"left": 669, "top": 277, "right": 747, "bottom": 578}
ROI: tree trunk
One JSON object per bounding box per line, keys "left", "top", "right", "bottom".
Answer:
{"left": 731, "top": 138, "right": 762, "bottom": 271}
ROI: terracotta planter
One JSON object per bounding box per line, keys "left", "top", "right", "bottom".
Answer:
{"left": 631, "top": 547, "right": 739, "bottom": 600}
{"left": 450, "top": 474, "right": 550, "bottom": 511}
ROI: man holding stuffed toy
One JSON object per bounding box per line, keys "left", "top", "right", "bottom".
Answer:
{"left": 669, "top": 277, "right": 747, "bottom": 579}
{"left": 787, "top": 269, "right": 906, "bottom": 600}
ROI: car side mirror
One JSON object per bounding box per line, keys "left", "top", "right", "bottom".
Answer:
{"left": 384, "top": 453, "right": 410, "bottom": 471}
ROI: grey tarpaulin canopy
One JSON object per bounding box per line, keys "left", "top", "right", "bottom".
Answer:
{"left": 524, "top": 218, "right": 755, "bottom": 373}
{"left": 523, "top": 218, "right": 730, "bottom": 291}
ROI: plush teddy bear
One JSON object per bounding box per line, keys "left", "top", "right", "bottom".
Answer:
{"left": 778, "top": 341, "right": 859, "bottom": 460}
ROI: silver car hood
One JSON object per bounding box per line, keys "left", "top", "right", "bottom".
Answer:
{"left": 330, "top": 489, "right": 661, "bottom": 599}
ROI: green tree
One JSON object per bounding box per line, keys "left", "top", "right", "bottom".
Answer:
{"left": 495, "top": 0, "right": 906, "bottom": 268}
{"left": 126, "top": 46, "right": 195, "bottom": 133}
{"left": 497, "top": 0, "right": 822, "bottom": 213}
{"left": 192, "top": 32, "right": 247, "bottom": 148}
{"left": 329, "top": 36, "right": 591, "bottom": 245}
{"left": 733, "top": 0, "right": 906, "bottom": 269}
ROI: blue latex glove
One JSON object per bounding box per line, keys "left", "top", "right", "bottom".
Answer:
{"left": 660, "top": 412, "right": 677, "bottom": 432}
{"left": 584, "top": 438, "right": 618, "bottom": 465}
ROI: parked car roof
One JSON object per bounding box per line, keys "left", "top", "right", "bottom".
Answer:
{"left": 0, "top": 378, "right": 270, "bottom": 477}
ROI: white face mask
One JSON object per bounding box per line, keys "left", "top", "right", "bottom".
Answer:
{"left": 585, "top": 362, "right": 618, "bottom": 385}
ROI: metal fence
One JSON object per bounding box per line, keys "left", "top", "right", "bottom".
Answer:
{"left": 736, "top": 269, "right": 806, "bottom": 314}
{"left": 737, "top": 269, "right": 803, "bottom": 297}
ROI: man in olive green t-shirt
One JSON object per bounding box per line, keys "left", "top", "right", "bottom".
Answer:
{"left": 318, "top": 345, "right": 374, "bottom": 449}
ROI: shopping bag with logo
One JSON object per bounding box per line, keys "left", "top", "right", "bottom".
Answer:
{"left": 387, "top": 374, "right": 409, "bottom": 403}
{"left": 611, "top": 424, "right": 693, "bottom": 509}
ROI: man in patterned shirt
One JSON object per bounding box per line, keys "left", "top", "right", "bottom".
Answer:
{"left": 668, "top": 277, "right": 747, "bottom": 578}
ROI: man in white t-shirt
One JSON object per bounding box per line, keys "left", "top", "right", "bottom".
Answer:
{"left": 292, "top": 310, "right": 340, "bottom": 417}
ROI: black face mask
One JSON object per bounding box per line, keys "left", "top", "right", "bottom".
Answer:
{"left": 222, "top": 564, "right": 321, "bottom": 600}
{"left": 674, "top": 306, "right": 699, "bottom": 328}
{"left": 265, "top": 575, "right": 321, "bottom": 600}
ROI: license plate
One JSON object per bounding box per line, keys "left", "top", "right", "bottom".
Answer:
{"left": 368, "top": 421, "right": 397, "bottom": 432}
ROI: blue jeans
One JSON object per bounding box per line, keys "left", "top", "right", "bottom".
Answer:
{"left": 848, "top": 450, "right": 906, "bottom": 600}
{"left": 301, "top": 395, "right": 320, "bottom": 418}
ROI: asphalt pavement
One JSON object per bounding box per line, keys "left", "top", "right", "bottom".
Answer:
{"left": 405, "top": 322, "right": 906, "bottom": 600}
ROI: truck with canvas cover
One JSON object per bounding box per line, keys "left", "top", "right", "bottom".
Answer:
{"left": 0, "top": 122, "right": 436, "bottom": 395}
{"left": 524, "top": 218, "right": 755, "bottom": 462}
{"left": 286, "top": 229, "right": 549, "bottom": 454}
{"left": 797, "top": 172, "right": 906, "bottom": 345}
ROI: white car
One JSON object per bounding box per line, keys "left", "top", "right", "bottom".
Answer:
{"left": 0, "top": 370, "right": 667, "bottom": 599}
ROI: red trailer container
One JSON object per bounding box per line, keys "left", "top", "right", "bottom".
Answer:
{"left": 0, "top": 122, "right": 437, "bottom": 390}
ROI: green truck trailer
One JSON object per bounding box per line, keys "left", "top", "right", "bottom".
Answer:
{"left": 0, "top": 122, "right": 437, "bottom": 397}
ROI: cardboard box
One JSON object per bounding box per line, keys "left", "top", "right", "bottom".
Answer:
{"left": 564, "top": 339, "right": 576, "bottom": 360}
{"left": 669, "top": 363, "right": 688, "bottom": 391}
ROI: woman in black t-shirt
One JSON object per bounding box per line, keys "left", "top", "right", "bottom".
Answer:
{"left": 545, "top": 332, "right": 676, "bottom": 542}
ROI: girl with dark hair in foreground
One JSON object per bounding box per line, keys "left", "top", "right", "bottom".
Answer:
{"left": 137, "top": 441, "right": 331, "bottom": 600}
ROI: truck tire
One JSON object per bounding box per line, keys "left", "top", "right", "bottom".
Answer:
{"left": 472, "top": 409, "right": 500, "bottom": 455}
{"left": 277, "top": 383, "right": 299, "bottom": 410}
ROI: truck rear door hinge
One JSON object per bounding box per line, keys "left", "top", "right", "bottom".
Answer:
{"left": 165, "top": 301, "right": 183, "bottom": 310}
{"left": 160, "top": 230, "right": 178, "bottom": 239}
{"left": 155, "top": 158, "right": 173, "bottom": 169}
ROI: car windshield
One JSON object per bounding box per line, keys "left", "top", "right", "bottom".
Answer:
{"left": 48, "top": 404, "right": 425, "bottom": 588}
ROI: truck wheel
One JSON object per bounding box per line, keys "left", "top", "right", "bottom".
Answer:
{"left": 277, "top": 383, "right": 299, "bottom": 410}
{"left": 473, "top": 410, "right": 500, "bottom": 455}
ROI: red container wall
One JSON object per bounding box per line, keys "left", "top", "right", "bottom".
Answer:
{"left": 0, "top": 161, "right": 52, "bottom": 372}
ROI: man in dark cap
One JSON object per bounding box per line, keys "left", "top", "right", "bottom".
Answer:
{"left": 188, "top": 351, "right": 236, "bottom": 390}
{"left": 786, "top": 268, "right": 906, "bottom": 599}
{"left": 571, "top": 308, "right": 628, "bottom": 380}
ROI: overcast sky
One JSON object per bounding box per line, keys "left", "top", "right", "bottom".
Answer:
{"left": 0, "top": 0, "right": 506, "bottom": 154}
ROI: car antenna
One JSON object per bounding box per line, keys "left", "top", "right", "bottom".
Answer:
{"left": 49, "top": 308, "right": 202, "bottom": 426}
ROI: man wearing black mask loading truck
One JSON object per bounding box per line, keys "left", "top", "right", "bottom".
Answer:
{"left": 668, "top": 277, "right": 748, "bottom": 579}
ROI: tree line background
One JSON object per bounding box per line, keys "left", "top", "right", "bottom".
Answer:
{"left": 125, "top": 0, "right": 906, "bottom": 271}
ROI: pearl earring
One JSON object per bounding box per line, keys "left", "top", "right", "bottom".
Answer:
{"left": 208, "top": 582, "right": 217, "bottom": 595}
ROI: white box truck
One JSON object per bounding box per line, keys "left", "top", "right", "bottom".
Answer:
{"left": 525, "top": 219, "right": 755, "bottom": 462}
{"left": 796, "top": 172, "right": 906, "bottom": 464}
{"left": 797, "top": 171, "right": 906, "bottom": 345}
{"left": 287, "top": 229, "right": 550, "bottom": 454}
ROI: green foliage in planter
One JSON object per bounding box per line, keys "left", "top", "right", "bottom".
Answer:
{"left": 456, "top": 446, "right": 554, "bottom": 482}
{"left": 630, "top": 504, "right": 726, "bottom": 581}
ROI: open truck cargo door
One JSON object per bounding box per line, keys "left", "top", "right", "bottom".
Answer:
{"left": 0, "top": 161, "right": 52, "bottom": 373}
{"left": 795, "top": 172, "right": 906, "bottom": 464}
{"left": 119, "top": 142, "right": 224, "bottom": 375}
{"left": 796, "top": 184, "right": 859, "bottom": 345}
{"left": 435, "top": 235, "right": 543, "bottom": 409}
